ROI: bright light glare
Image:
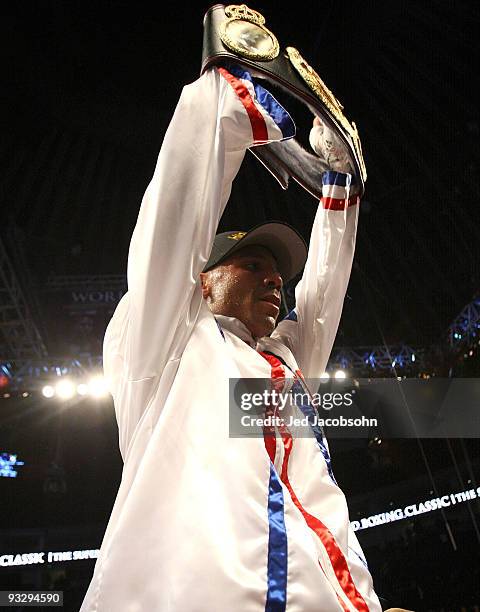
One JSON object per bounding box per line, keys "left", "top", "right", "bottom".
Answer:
{"left": 42, "top": 385, "right": 55, "bottom": 398}
{"left": 334, "top": 370, "right": 346, "bottom": 380}
{"left": 77, "top": 383, "right": 89, "bottom": 396}
{"left": 56, "top": 380, "right": 75, "bottom": 399}
{"left": 88, "top": 376, "right": 109, "bottom": 397}
{"left": 319, "top": 372, "right": 330, "bottom": 380}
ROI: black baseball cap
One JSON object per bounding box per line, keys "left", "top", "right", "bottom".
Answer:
{"left": 204, "top": 222, "right": 307, "bottom": 283}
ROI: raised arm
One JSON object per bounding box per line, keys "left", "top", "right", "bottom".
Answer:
{"left": 272, "top": 171, "right": 359, "bottom": 379}
{"left": 123, "top": 67, "right": 294, "bottom": 382}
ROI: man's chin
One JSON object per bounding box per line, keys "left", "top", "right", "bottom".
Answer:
{"left": 252, "top": 316, "right": 277, "bottom": 339}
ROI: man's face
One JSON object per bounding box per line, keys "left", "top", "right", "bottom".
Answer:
{"left": 200, "top": 245, "right": 283, "bottom": 339}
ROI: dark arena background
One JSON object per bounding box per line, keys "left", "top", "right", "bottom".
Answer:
{"left": 2, "top": 2, "right": 480, "bottom": 611}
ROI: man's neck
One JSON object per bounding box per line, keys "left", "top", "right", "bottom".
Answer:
{"left": 214, "top": 315, "right": 257, "bottom": 348}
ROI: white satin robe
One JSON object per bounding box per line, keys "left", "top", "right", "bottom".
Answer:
{"left": 80, "top": 66, "right": 381, "bottom": 612}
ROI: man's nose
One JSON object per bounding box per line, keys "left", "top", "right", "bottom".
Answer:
{"left": 264, "top": 271, "right": 283, "bottom": 290}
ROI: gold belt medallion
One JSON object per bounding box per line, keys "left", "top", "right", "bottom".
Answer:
{"left": 219, "top": 4, "right": 280, "bottom": 61}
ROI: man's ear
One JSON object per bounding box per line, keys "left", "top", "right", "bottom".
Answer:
{"left": 199, "top": 272, "right": 211, "bottom": 299}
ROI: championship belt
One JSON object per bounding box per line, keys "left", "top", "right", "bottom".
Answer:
{"left": 202, "top": 4, "right": 367, "bottom": 197}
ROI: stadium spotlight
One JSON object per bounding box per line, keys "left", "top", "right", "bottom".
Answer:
{"left": 88, "top": 375, "right": 109, "bottom": 398}
{"left": 77, "top": 383, "right": 89, "bottom": 396}
{"left": 56, "top": 379, "right": 75, "bottom": 399}
{"left": 334, "top": 370, "right": 346, "bottom": 380}
{"left": 42, "top": 385, "right": 55, "bottom": 398}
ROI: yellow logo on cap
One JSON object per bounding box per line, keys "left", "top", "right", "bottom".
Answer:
{"left": 228, "top": 232, "right": 247, "bottom": 240}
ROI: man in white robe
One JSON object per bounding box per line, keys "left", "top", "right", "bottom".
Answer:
{"left": 80, "top": 65, "right": 393, "bottom": 611}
